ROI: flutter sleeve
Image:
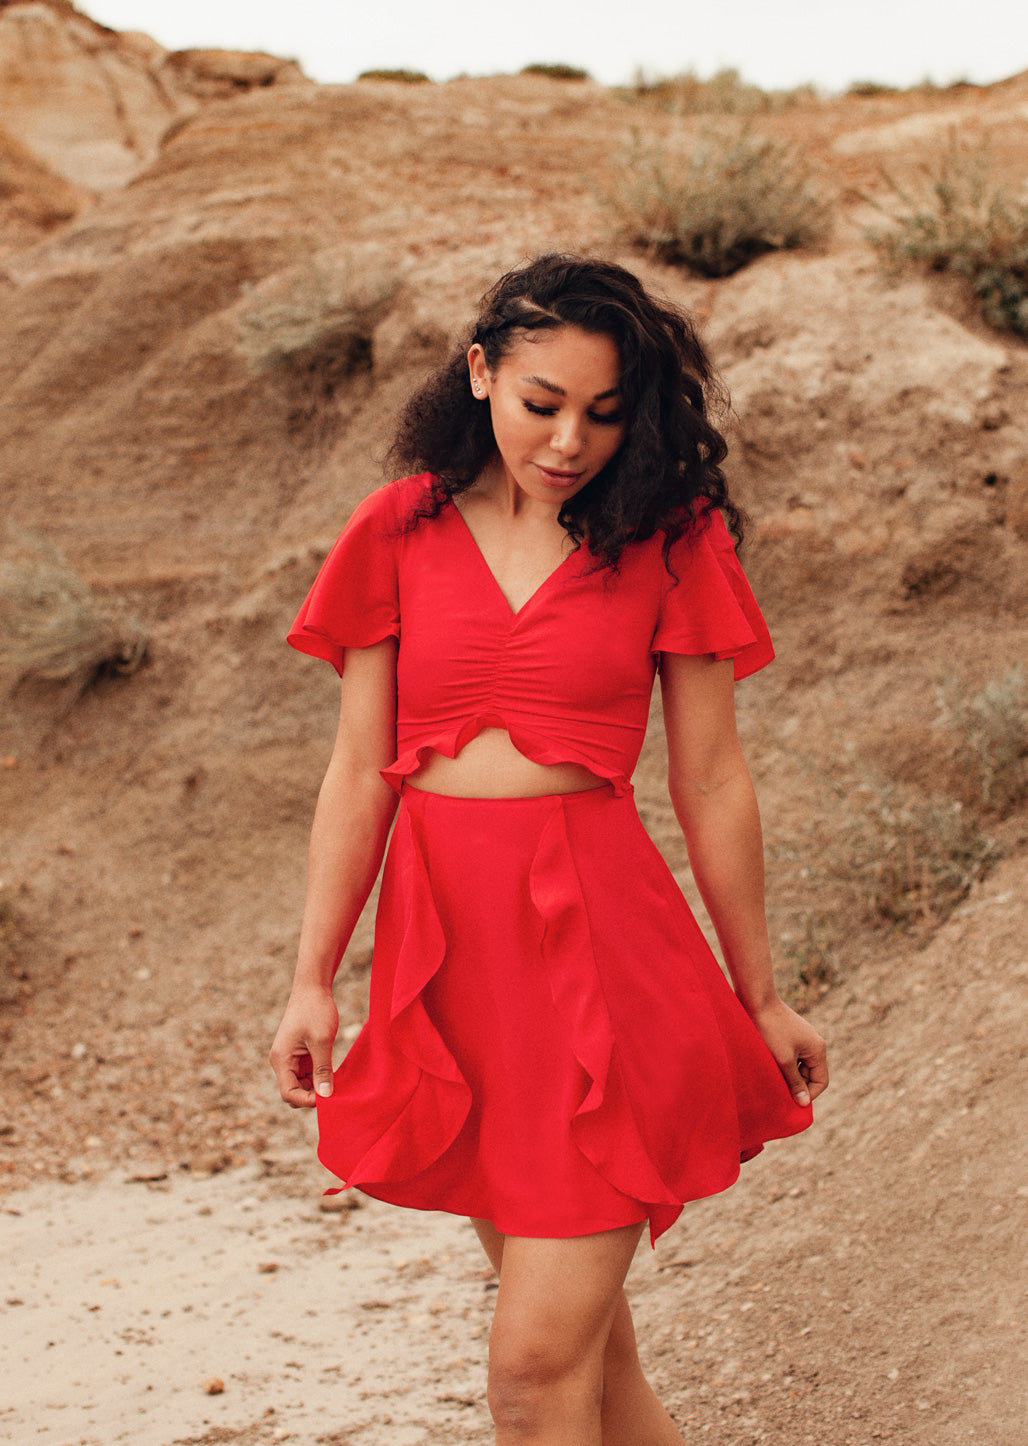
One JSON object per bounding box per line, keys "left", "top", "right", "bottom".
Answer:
{"left": 651, "top": 510, "right": 774, "bottom": 680}
{"left": 286, "top": 485, "right": 401, "bottom": 675}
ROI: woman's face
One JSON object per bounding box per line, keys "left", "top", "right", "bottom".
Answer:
{"left": 468, "top": 325, "right": 627, "bottom": 506}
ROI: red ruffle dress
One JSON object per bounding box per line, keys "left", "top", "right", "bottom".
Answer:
{"left": 288, "top": 473, "right": 811, "bottom": 1243}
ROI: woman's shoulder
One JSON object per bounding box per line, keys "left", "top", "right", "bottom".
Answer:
{"left": 655, "top": 506, "right": 753, "bottom": 596}
{"left": 619, "top": 505, "right": 733, "bottom": 575}
{"left": 349, "top": 472, "right": 437, "bottom": 528}
{"left": 662, "top": 503, "right": 734, "bottom": 554}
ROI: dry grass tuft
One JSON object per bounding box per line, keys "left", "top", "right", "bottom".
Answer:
{"left": 626, "top": 68, "right": 817, "bottom": 116}
{"left": 236, "top": 250, "right": 398, "bottom": 438}
{"left": 357, "top": 68, "right": 431, "bottom": 84}
{"left": 940, "top": 666, "right": 1028, "bottom": 815}
{"left": 847, "top": 79, "right": 900, "bottom": 98}
{"left": 776, "top": 664, "right": 1027, "bottom": 1001}
{"left": 0, "top": 534, "right": 147, "bottom": 693}
{"left": 870, "top": 133, "right": 1028, "bottom": 337}
{"left": 520, "top": 63, "right": 591, "bottom": 82}
{"left": 236, "top": 252, "right": 395, "bottom": 376}
{"left": 605, "top": 124, "right": 832, "bottom": 277}
{"left": 852, "top": 786, "right": 996, "bottom": 930}
{"left": 774, "top": 765, "right": 998, "bottom": 1004}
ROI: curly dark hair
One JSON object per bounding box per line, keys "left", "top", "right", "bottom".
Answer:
{"left": 387, "top": 253, "right": 742, "bottom": 568}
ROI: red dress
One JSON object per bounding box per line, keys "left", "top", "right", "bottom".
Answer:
{"left": 288, "top": 474, "right": 811, "bottom": 1243}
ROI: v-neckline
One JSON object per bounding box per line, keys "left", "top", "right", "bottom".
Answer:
{"left": 450, "top": 501, "right": 580, "bottom": 619}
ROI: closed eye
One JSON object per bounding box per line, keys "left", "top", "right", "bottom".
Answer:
{"left": 523, "top": 400, "right": 624, "bottom": 424}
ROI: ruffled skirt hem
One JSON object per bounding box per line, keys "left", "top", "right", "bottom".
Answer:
{"left": 316, "top": 785, "right": 810, "bottom": 1246}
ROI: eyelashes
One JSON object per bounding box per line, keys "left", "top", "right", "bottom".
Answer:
{"left": 522, "top": 400, "right": 624, "bottom": 425}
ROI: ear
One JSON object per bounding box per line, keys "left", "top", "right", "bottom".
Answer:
{"left": 467, "top": 343, "right": 489, "bottom": 399}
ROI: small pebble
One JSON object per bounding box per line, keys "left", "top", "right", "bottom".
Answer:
{"left": 203, "top": 1376, "right": 225, "bottom": 1395}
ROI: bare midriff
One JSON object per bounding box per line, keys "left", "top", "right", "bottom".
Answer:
{"left": 405, "top": 727, "right": 606, "bottom": 798}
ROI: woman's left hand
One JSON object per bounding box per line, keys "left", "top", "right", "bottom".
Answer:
{"left": 748, "top": 997, "right": 828, "bottom": 1108}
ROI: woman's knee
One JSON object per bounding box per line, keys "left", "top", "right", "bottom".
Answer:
{"left": 487, "top": 1335, "right": 601, "bottom": 1432}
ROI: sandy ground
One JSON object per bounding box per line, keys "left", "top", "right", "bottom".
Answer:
{"left": 1, "top": 1159, "right": 496, "bottom": 1446}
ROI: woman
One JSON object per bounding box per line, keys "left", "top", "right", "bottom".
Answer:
{"left": 270, "top": 253, "right": 828, "bottom": 1444}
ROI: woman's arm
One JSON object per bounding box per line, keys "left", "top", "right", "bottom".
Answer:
{"left": 660, "top": 652, "right": 828, "bottom": 1105}
{"left": 269, "top": 638, "right": 399, "bottom": 1108}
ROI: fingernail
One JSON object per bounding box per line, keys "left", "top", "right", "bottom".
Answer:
{"left": 795, "top": 1089, "right": 810, "bottom": 1106}
{"left": 316, "top": 1082, "right": 332, "bottom": 1097}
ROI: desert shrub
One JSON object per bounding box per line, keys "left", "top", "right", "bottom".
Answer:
{"left": 237, "top": 252, "right": 395, "bottom": 377}
{"left": 606, "top": 124, "right": 832, "bottom": 276}
{"left": 870, "top": 133, "right": 1028, "bottom": 337}
{"left": 778, "top": 913, "right": 839, "bottom": 1011}
{"left": 628, "top": 67, "right": 815, "bottom": 116}
{"left": 357, "top": 68, "right": 431, "bottom": 84}
{"left": 0, "top": 535, "right": 146, "bottom": 692}
{"left": 236, "top": 251, "right": 397, "bottom": 434}
{"left": 519, "top": 63, "right": 590, "bottom": 81}
{"left": 848, "top": 79, "right": 899, "bottom": 97}
{"left": 941, "top": 666, "right": 1028, "bottom": 814}
{"left": 855, "top": 788, "right": 995, "bottom": 929}
{"left": 775, "top": 769, "right": 996, "bottom": 1000}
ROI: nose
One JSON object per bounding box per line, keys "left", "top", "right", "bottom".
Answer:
{"left": 551, "top": 413, "right": 584, "bottom": 458}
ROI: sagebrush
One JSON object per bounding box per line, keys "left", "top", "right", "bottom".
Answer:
{"left": 773, "top": 766, "right": 997, "bottom": 1004}
{"left": 357, "top": 69, "right": 430, "bottom": 84}
{"left": 854, "top": 787, "right": 995, "bottom": 929}
{"left": 520, "top": 63, "right": 590, "bottom": 81}
{"left": 606, "top": 125, "right": 832, "bottom": 277}
{"left": 870, "top": 133, "right": 1028, "bottom": 337}
{"left": 236, "top": 252, "right": 395, "bottom": 377}
{"left": 627, "top": 67, "right": 816, "bottom": 116}
{"left": 0, "top": 536, "right": 146, "bottom": 691}
{"left": 941, "top": 666, "right": 1028, "bottom": 814}
{"left": 236, "top": 251, "right": 397, "bottom": 437}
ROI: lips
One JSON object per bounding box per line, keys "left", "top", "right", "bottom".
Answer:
{"left": 535, "top": 464, "right": 585, "bottom": 488}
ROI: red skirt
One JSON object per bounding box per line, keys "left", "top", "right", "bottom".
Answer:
{"left": 316, "top": 785, "right": 811, "bottom": 1244}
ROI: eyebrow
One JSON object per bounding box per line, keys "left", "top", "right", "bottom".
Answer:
{"left": 520, "top": 373, "right": 621, "bottom": 401}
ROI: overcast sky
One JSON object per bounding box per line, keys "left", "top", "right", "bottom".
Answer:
{"left": 81, "top": 0, "right": 1027, "bottom": 92}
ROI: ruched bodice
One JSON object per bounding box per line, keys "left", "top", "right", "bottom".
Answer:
{"left": 287, "top": 473, "right": 773, "bottom": 793}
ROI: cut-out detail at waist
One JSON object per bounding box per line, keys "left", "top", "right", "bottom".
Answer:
{"left": 382, "top": 714, "right": 634, "bottom": 797}
{"left": 400, "top": 725, "right": 610, "bottom": 799}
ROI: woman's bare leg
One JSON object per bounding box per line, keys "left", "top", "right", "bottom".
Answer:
{"left": 471, "top": 1219, "right": 685, "bottom": 1445}
{"left": 599, "top": 1291, "right": 686, "bottom": 1444}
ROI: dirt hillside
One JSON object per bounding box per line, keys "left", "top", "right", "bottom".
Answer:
{"left": 1, "top": 6, "right": 1026, "bottom": 1443}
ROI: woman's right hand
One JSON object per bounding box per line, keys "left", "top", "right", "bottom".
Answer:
{"left": 269, "top": 984, "right": 339, "bottom": 1108}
